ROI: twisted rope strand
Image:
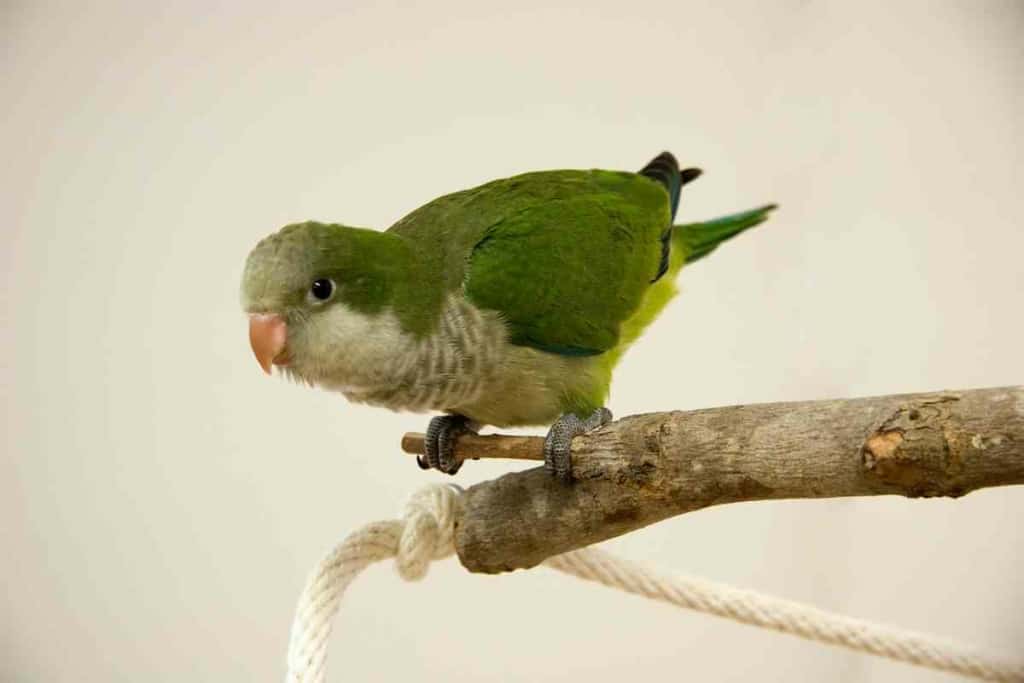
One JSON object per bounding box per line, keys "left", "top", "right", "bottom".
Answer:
{"left": 545, "top": 548, "right": 1024, "bottom": 682}
{"left": 286, "top": 484, "right": 1024, "bottom": 683}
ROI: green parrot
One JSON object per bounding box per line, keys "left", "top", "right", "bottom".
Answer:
{"left": 242, "top": 152, "right": 775, "bottom": 480}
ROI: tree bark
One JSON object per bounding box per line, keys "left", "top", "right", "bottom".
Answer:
{"left": 441, "top": 386, "right": 1024, "bottom": 574}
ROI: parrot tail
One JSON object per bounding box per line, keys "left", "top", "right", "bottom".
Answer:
{"left": 673, "top": 204, "right": 777, "bottom": 265}
{"left": 639, "top": 151, "right": 702, "bottom": 221}
{"left": 641, "top": 151, "right": 703, "bottom": 282}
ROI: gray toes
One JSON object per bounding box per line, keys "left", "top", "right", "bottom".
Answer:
{"left": 422, "top": 415, "right": 473, "bottom": 476}
{"left": 436, "top": 422, "right": 463, "bottom": 475}
{"left": 544, "top": 408, "right": 613, "bottom": 483}
{"left": 543, "top": 417, "right": 578, "bottom": 481}
{"left": 424, "top": 416, "right": 446, "bottom": 470}
{"left": 583, "top": 407, "right": 613, "bottom": 431}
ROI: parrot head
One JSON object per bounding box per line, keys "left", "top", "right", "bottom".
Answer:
{"left": 240, "top": 221, "right": 404, "bottom": 386}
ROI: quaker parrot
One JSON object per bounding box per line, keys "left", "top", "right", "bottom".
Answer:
{"left": 241, "top": 152, "right": 775, "bottom": 480}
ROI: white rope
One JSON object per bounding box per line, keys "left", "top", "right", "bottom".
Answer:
{"left": 286, "top": 484, "right": 1024, "bottom": 683}
{"left": 286, "top": 484, "right": 461, "bottom": 683}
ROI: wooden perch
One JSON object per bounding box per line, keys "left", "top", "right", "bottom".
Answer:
{"left": 401, "top": 386, "right": 1024, "bottom": 574}
{"left": 401, "top": 432, "right": 545, "bottom": 462}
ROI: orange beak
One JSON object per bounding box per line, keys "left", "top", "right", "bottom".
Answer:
{"left": 248, "top": 313, "right": 288, "bottom": 375}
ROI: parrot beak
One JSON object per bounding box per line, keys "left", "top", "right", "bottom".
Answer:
{"left": 248, "top": 313, "right": 288, "bottom": 375}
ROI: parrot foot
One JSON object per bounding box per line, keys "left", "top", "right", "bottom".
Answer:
{"left": 544, "top": 407, "right": 613, "bottom": 482}
{"left": 417, "top": 414, "right": 477, "bottom": 475}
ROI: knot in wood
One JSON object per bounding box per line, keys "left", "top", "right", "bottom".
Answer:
{"left": 862, "top": 395, "right": 966, "bottom": 497}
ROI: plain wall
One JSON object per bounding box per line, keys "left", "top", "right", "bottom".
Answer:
{"left": 4, "top": 1, "right": 1022, "bottom": 680}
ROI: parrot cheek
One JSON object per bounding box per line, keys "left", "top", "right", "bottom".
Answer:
{"left": 248, "top": 313, "right": 288, "bottom": 374}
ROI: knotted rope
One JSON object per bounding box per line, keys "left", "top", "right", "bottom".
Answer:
{"left": 286, "top": 484, "right": 1024, "bottom": 683}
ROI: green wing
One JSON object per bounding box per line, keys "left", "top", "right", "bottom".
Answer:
{"left": 464, "top": 170, "right": 670, "bottom": 355}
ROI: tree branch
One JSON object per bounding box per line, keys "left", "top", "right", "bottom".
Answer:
{"left": 401, "top": 386, "right": 1024, "bottom": 574}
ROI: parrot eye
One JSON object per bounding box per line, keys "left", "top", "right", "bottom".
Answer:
{"left": 309, "top": 278, "right": 335, "bottom": 302}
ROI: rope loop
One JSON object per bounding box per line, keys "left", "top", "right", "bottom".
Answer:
{"left": 395, "top": 483, "right": 462, "bottom": 580}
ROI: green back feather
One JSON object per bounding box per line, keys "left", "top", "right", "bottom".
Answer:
{"left": 462, "top": 170, "right": 668, "bottom": 355}
{"left": 387, "top": 168, "right": 671, "bottom": 351}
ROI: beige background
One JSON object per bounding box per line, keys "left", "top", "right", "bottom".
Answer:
{"left": 4, "top": 1, "right": 1022, "bottom": 680}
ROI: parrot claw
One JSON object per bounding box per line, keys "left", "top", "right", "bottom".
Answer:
{"left": 421, "top": 414, "right": 476, "bottom": 475}
{"left": 544, "top": 407, "right": 613, "bottom": 482}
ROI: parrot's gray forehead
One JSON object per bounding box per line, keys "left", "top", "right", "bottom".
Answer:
{"left": 240, "top": 223, "right": 321, "bottom": 312}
